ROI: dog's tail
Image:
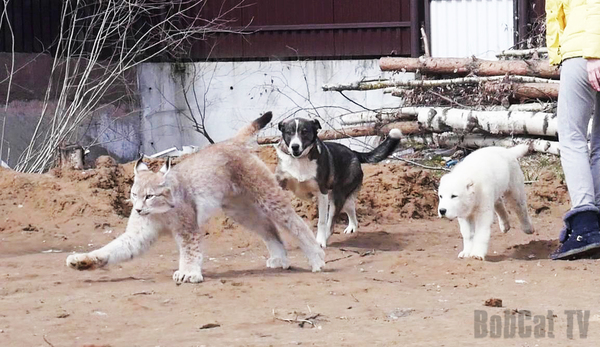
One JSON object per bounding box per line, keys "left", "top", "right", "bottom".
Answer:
{"left": 353, "top": 128, "right": 402, "bottom": 164}
{"left": 506, "top": 143, "right": 530, "bottom": 159}
{"left": 233, "top": 111, "right": 273, "bottom": 142}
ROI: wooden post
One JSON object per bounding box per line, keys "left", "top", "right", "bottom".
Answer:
{"left": 411, "top": 0, "right": 420, "bottom": 57}
{"left": 58, "top": 144, "right": 85, "bottom": 170}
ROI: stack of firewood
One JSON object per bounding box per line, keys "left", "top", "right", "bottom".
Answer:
{"left": 258, "top": 49, "right": 565, "bottom": 156}
{"left": 320, "top": 51, "right": 562, "bottom": 155}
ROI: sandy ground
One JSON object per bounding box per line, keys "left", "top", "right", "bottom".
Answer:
{"left": 1, "top": 148, "right": 599, "bottom": 347}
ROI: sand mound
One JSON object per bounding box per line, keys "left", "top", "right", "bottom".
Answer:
{"left": 528, "top": 169, "right": 568, "bottom": 214}
{"left": 257, "top": 146, "right": 439, "bottom": 225}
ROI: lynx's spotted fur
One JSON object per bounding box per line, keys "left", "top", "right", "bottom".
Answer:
{"left": 66, "top": 112, "right": 325, "bottom": 283}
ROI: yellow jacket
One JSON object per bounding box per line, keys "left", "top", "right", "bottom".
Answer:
{"left": 546, "top": 0, "right": 600, "bottom": 65}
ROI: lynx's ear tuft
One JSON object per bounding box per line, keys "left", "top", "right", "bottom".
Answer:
{"left": 134, "top": 157, "right": 149, "bottom": 176}
{"left": 159, "top": 157, "right": 172, "bottom": 175}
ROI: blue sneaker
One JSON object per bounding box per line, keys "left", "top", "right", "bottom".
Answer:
{"left": 551, "top": 206, "right": 600, "bottom": 260}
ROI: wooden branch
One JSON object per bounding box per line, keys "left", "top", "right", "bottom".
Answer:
{"left": 402, "top": 133, "right": 560, "bottom": 155}
{"left": 417, "top": 107, "right": 558, "bottom": 137}
{"left": 324, "top": 75, "right": 558, "bottom": 92}
{"left": 496, "top": 47, "right": 548, "bottom": 59}
{"left": 379, "top": 56, "right": 559, "bottom": 79}
{"left": 420, "top": 27, "right": 431, "bottom": 58}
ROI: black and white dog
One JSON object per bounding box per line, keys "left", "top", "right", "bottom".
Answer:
{"left": 275, "top": 117, "right": 402, "bottom": 247}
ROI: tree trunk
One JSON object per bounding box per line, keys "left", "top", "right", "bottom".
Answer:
{"left": 482, "top": 82, "right": 559, "bottom": 100}
{"left": 402, "top": 133, "right": 560, "bottom": 155}
{"left": 257, "top": 122, "right": 425, "bottom": 145}
{"left": 324, "top": 75, "right": 557, "bottom": 92}
{"left": 379, "top": 57, "right": 560, "bottom": 79}
{"left": 416, "top": 107, "right": 558, "bottom": 137}
{"left": 339, "top": 109, "right": 417, "bottom": 125}
{"left": 58, "top": 144, "right": 85, "bottom": 170}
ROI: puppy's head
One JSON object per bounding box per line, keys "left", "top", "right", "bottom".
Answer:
{"left": 437, "top": 173, "right": 476, "bottom": 220}
{"left": 278, "top": 118, "right": 321, "bottom": 158}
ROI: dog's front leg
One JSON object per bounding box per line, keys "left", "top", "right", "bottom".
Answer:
{"left": 315, "top": 193, "right": 330, "bottom": 248}
{"left": 457, "top": 217, "right": 474, "bottom": 258}
{"left": 470, "top": 210, "right": 495, "bottom": 260}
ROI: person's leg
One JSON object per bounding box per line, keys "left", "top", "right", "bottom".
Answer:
{"left": 589, "top": 92, "right": 600, "bottom": 204}
{"left": 553, "top": 58, "right": 600, "bottom": 260}
{"left": 558, "top": 58, "right": 596, "bottom": 208}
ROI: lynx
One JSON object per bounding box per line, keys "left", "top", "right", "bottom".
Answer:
{"left": 66, "top": 112, "right": 325, "bottom": 283}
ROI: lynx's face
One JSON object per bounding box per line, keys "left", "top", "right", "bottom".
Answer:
{"left": 131, "top": 159, "right": 175, "bottom": 216}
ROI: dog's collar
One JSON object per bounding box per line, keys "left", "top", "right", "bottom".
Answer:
{"left": 277, "top": 140, "right": 316, "bottom": 159}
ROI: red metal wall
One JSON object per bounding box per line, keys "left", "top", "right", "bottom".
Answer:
{"left": 0, "top": 0, "right": 546, "bottom": 61}
{"left": 193, "top": 0, "right": 418, "bottom": 60}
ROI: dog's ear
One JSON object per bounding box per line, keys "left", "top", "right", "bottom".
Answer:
{"left": 466, "top": 179, "right": 474, "bottom": 191}
{"left": 278, "top": 121, "right": 285, "bottom": 132}
{"left": 313, "top": 119, "right": 321, "bottom": 130}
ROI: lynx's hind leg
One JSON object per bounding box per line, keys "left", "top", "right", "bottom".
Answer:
{"left": 224, "top": 202, "right": 290, "bottom": 270}
{"left": 258, "top": 189, "right": 325, "bottom": 272}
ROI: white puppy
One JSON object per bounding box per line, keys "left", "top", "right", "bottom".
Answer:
{"left": 437, "top": 145, "right": 534, "bottom": 260}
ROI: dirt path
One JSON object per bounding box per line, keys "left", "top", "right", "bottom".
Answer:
{"left": 1, "top": 158, "right": 598, "bottom": 346}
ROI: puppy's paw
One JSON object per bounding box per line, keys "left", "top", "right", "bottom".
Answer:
{"left": 457, "top": 251, "right": 470, "bottom": 259}
{"left": 499, "top": 223, "right": 511, "bottom": 233}
{"left": 522, "top": 225, "right": 535, "bottom": 235}
{"left": 469, "top": 254, "right": 485, "bottom": 261}
{"left": 343, "top": 225, "right": 357, "bottom": 234}
{"left": 173, "top": 270, "right": 203, "bottom": 284}
{"left": 315, "top": 233, "right": 328, "bottom": 248}
{"left": 309, "top": 248, "right": 326, "bottom": 272}
{"left": 266, "top": 257, "right": 291, "bottom": 270}
{"left": 66, "top": 253, "right": 106, "bottom": 270}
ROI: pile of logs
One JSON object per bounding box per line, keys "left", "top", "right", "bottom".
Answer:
{"left": 318, "top": 51, "right": 563, "bottom": 156}
{"left": 257, "top": 50, "right": 566, "bottom": 156}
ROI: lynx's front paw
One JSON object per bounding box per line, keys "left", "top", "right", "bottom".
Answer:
{"left": 309, "top": 248, "right": 326, "bottom": 272}
{"left": 66, "top": 253, "right": 107, "bottom": 270}
{"left": 266, "top": 257, "right": 291, "bottom": 270}
{"left": 173, "top": 270, "right": 203, "bottom": 284}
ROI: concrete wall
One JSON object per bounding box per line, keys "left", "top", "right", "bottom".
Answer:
{"left": 138, "top": 59, "right": 412, "bottom": 155}
{"left": 0, "top": 53, "right": 141, "bottom": 168}
{"left": 0, "top": 55, "right": 410, "bottom": 169}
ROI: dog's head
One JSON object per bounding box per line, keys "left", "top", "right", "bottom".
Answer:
{"left": 437, "top": 173, "right": 476, "bottom": 220}
{"left": 278, "top": 117, "right": 321, "bottom": 158}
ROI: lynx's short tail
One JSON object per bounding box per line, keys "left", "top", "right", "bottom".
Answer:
{"left": 233, "top": 111, "right": 273, "bottom": 141}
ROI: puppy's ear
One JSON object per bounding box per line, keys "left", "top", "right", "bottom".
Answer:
{"left": 278, "top": 121, "right": 285, "bottom": 132}
{"left": 466, "top": 179, "right": 474, "bottom": 191}
{"left": 313, "top": 119, "right": 321, "bottom": 130}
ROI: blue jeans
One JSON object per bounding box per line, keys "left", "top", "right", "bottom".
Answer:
{"left": 558, "top": 58, "right": 600, "bottom": 208}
